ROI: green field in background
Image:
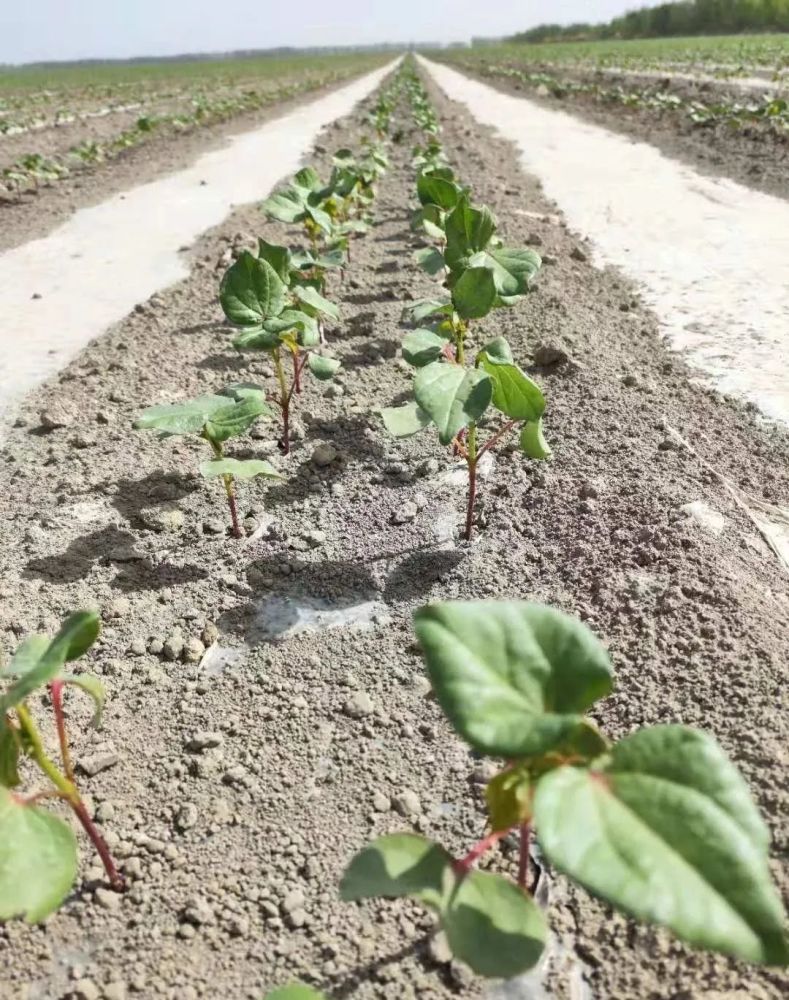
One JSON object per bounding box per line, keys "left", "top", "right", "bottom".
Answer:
{"left": 458, "top": 33, "right": 789, "bottom": 72}
{"left": 0, "top": 52, "right": 390, "bottom": 94}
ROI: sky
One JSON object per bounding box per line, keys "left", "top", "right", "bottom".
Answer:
{"left": 0, "top": 1, "right": 655, "bottom": 65}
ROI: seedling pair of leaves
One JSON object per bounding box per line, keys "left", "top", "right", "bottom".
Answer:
{"left": 219, "top": 244, "right": 341, "bottom": 455}
{"left": 134, "top": 384, "right": 281, "bottom": 538}
{"left": 261, "top": 165, "right": 334, "bottom": 251}
{"left": 342, "top": 599, "right": 789, "bottom": 978}
{"left": 0, "top": 611, "right": 125, "bottom": 922}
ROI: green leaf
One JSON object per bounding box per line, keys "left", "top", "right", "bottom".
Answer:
{"left": 443, "top": 870, "right": 547, "bottom": 977}
{"left": 485, "top": 766, "right": 532, "bottom": 832}
{"left": 232, "top": 327, "right": 281, "bottom": 351}
{"left": 261, "top": 189, "right": 305, "bottom": 224}
{"left": 413, "top": 246, "right": 446, "bottom": 277}
{"left": 293, "top": 166, "right": 321, "bottom": 191}
{"left": 478, "top": 350, "right": 546, "bottom": 422}
{"left": 481, "top": 336, "right": 513, "bottom": 364}
{"left": 534, "top": 726, "right": 789, "bottom": 965}
{"left": 199, "top": 458, "right": 282, "bottom": 480}
{"left": 402, "top": 297, "right": 452, "bottom": 324}
{"left": 203, "top": 396, "right": 269, "bottom": 444}
{"left": 60, "top": 674, "right": 105, "bottom": 728}
{"left": 521, "top": 418, "right": 552, "bottom": 460}
{"left": 220, "top": 253, "right": 285, "bottom": 328}
{"left": 257, "top": 240, "right": 291, "bottom": 283}
{"left": 1, "top": 636, "right": 49, "bottom": 679}
{"left": 411, "top": 205, "right": 446, "bottom": 240}
{"left": 0, "top": 787, "right": 78, "bottom": 922}
{"left": 414, "top": 362, "right": 492, "bottom": 445}
{"left": 381, "top": 402, "right": 432, "bottom": 438}
{"left": 340, "top": 833, "right": 451, "bottom": 910}
{"left": 262, "top": 985, "right": 326, "bottom": 1000}
{"left": 469, "top": 247, "right": 542, "bottom": 298}
{"left": 417, "top": 172, "right": 461, "bottom": 210}
{"left": 293, "top": 284, "right": 339, "bottom": 320}
{"left": 413, "top": 601, "right": 613, "bottom": 757}
{"left": 306, "top": 203, "right": 333, "bottom": 234}
{"left": 133, "top": 395, "right": 229, "bottom": 436}
{"left": 444, "top": 199, "right": 497, "bottom": 271}
{"left": 0, "top": 612, "right": 100, "bottom": 715}
{"left": 308, "top": 355, "right": 341, "bottom": 380}
{"left": 451, "top": 267, "right": 497, "bottom": 320}
{"left": 0, "top": 721, "right": 20, "bottom": 787}
{"left": 402, "top": 328, "right": 450, "bottom": 367}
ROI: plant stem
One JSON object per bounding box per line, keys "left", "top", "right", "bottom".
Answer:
{"left": 454, "top": 318, "right": 466, "bottom": 365}
{"left": 273, "top": 348, "right": 291, "bottom": 455}
{"left": 454, "top": 828, "right": 509, "bottom": 876}
{"left": 210, "top": 439, "right": 242, "bottom": 538}
{"left": 292, "top": 349, "right": 302, "bottom": 395}
{"left": 49, "top": 680, "right": 74, "bottom": 782}
{"left": 477, "top": 420, "right": 518, "bottom": 460}
{"left": 518, "top": 823, "right": 531, "bottom": 891}
{"left": 70, "top": 797, "right": 125, "bottom": 891}
{"left": 465, "top": 422, "right": 478, "bottom": 542}
{"left": 15, "top": 704, "right": 125, "bottom": 891}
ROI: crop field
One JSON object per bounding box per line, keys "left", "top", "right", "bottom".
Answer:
{"left": 0, "top": 53, "right": 386, "bottom": 196}
{"left": 0, "top": 37, "right": 788, "bottom": 1000}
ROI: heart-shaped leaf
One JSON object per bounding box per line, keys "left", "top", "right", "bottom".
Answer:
{"left": 203, "top": 395, "right": 269, "bottom": 443}
{"left": 443, "top": 870, "right": 547, "bottom": 977}
{"left": 468, "top": 247, "right": 542, "bottom": 298}
{"left": 414, "top": 362, "right": 492, "bottom": 445}
{"left": 293, "top": 284, "right": 339, "bottom": 320}
{"left": 0, "top": 788, "right": 78, "bottom": 922}
{"left": 444, "top": 199, "right": 497, "bottom": 271}
{"left": 451, "top": 267, "right": 497, "bottom": 320}
{"left": 534, "top": 726, "right": 789, "bottom": 965}
{"left": 257, "top": 239, "right": 291, "bottom": 282}
{"left": 381, "top": 402, "right": 432, "bottom": 438}
{"left": 413, "top": 601, "right": 613, "bottom": 757}
{"left": 417, "top": 172, "right": 462, "bottom": 211}
{"left": 199, "top": 458, "right": 282, "bottom": 480}
{"left": 340, "top": 833, "right": 451, "bottom": 910}
{"left": 133, "top": 395, "right": 230, "bottom": 436}
{"left": 478, "top": 349, "right": 546, "bottom": 421}
{"left": 402, "top": 297, "right": 452, "bottom": 324}
{"left": 402, "top": 328, "right": 451, "bottom": 367}
{"left": 220, "top": 253, "right": 285, "bottom": 327}
{"left": 262, "top": 189, "right": 306, "bottom": 224}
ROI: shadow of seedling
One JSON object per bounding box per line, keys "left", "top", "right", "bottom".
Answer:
{"left": 175, "top": 320, "right": 227, "bottom": 338}
{"left": 109, "top": 471, "right": 200, "bottom": 525}
{"left": 221, "top": 547, "right": 464, "bottom": 643}
{"left": 195, "top": 352, "right": 248, "bottom": 373}
{"left": 24, "top": 525, "right": 207, "bottom": 593}
{"left": 328, "top": 933, "right": 432, "bottom": 999}
{"left": 342, "top": 311, "right": 376, "bottom": 339}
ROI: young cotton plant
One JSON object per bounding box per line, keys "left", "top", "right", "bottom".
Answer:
{"left": 219, "top": 244, "right": 341, "bottom": 454}
{"left": 134, "top": 385, "right": 280, "bottom": 538}
{"left": 0, "top": 611, "right": 124, "bottom": 922}
{"left": 385, "top": 196, "right": 547, "bottom": 541}
{"left": 261, "top": 166, "right": 334, "bottom": 252}
{"left": 342, "top": 599, "right": 789, "bottom": 978}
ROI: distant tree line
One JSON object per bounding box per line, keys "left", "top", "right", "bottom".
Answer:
{"left": 507, "top": 0, "right": 789, "bottom": 42}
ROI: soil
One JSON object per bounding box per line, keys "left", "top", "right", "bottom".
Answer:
{"left": 445, "top": 59, "right": 789, "bottom": 203}
{"left": 0, "top": 68, "right": 788, "bottom": 1000}
{"left": 0, "top": 68, "right": 378, "bottom": 254}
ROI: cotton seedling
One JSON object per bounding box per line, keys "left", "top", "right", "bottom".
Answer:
{"left": 342, "top": 599, "right": 789, "bottom": 978}
{"left": 0, "top": 611, "right": 124, "bottom": 921}
{"left": 219, "top": 246, "right": 341, "bottom": 454}
{"left": 385, "top": 195, "right": 547, "bottom": 541}
{"left": 261, "top": 166, "right": 334, "bottom": 252}
{"left": 134, "top": 385, "right": 281, "bottom": 537}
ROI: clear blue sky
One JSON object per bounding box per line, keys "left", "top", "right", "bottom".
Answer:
{"left": 0, "top": 1, "right": 654, "bottom": 65}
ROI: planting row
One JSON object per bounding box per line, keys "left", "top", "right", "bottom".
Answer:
{"left": 1, "top": 60, "right": 787, "bottom": 997}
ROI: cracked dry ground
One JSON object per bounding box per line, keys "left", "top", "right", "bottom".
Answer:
{"left": 0, "top": 69, "right": 787, "bottom": 1000}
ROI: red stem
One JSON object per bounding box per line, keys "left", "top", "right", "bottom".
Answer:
{"left": 453, "top": 828, "right": 510, "bottom": 876}
{"left": 292, "top": 351, "right": 302, "bottom": 395}
{"left": 227, "top": 487, "right": 241, "bottom": 539}
{"left": 518, "top": 823, "right": 531, "bottom": 890}
{"left": 70, "top": 797, "right": 126, "bottom": 892}
{"left": 464, "top": 458, "right": 477, "bottom": 542}
{"left": 477, "top": 420, "right": 518, "bottom": 460}
{"left": 50, "top": 681, "right": 74, "bottom": 782}
{"left": 280, "top": 400, "right": 290, "bottom": 455}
